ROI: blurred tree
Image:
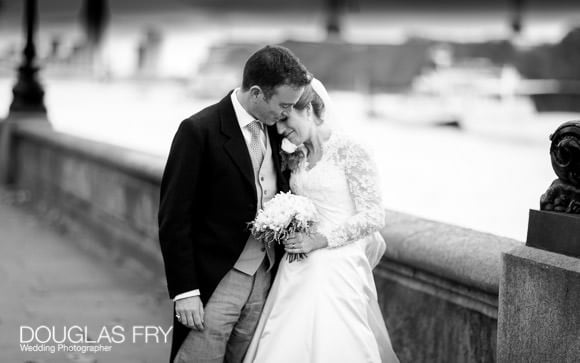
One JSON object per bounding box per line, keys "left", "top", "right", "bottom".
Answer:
{"left": 557, "top": 27, "right": 580, "bottom": 79}
{"left": 515, "top": 44, "right": 555, "bottom": 79}
{"left": 514, "top": 27, "right": 580, "bottom": 112}
{"left": 515, "top": 27, "right": 580, "bottom": 80}
{"left": 451, "top": 40, "right": 516, "bottom": 66}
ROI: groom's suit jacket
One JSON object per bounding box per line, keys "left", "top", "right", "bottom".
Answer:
{"left": 158, "top": 91, "right": 289, "bottom": 360}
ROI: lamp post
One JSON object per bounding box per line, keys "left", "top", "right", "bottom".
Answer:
{"left": 326, "top": 0, "right": 344, "bottom": 40}
{"left": 2, "top": 0, "right": 46, "bottom": 185}
{"left": 9, "top": 0, "right": 46, "bottom": 115}
{"left": 510, "top": 0, "right": 524, "bottom": 40}
{"left": 80, "top": 0, "right": 110, "bottom": 77}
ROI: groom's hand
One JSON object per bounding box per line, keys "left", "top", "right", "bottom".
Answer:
{"left": 175, "top": 296, "right": 205, "bottom": 330}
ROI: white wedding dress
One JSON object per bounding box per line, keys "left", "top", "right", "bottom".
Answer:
{"left": 243, "top": 133, "right": 399, "bottom": 363}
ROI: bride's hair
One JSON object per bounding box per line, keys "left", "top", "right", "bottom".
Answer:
{"left": 293, "top": 84, "right": 325, "bottom": 124}
{"left": 280, "top": 83, "right": 327, "bottom": 172}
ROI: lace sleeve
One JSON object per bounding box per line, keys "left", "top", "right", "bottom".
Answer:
{"left": 322, "top": 139, "right": 386, "bottom": 248}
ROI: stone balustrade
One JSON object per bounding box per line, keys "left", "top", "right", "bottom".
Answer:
{"left": 6, "top": 121, "right": 523, "bottom": 362}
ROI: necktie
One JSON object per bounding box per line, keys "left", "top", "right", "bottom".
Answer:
{"left": 247, "top": 121, "right": 265, "bottom": 174}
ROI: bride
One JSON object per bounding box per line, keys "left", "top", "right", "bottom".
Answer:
{"left": 243, "top": 79, "right": 399, "bottom": 363}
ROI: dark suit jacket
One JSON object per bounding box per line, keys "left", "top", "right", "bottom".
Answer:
{"left": 158, "top": 92, "right": 289, "bottom": 361}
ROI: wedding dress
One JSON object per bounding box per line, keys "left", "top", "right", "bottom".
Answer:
{"left": 243, "top": 133, "right": 399, "bottom": 363}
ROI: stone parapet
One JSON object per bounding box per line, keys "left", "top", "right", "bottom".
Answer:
{"left": 498, "top": 246, "right": 580, "bottom": 363}
{"left": 9, "top": 121, "right": 523, "bottom": 362}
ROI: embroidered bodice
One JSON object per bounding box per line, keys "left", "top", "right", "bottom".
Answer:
{"left": 289, "top": 133, "right": 385, "bottom": 248}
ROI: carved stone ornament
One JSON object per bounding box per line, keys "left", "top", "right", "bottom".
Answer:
{"left": 540, "top": 120, "right": 580, "bottom": 213}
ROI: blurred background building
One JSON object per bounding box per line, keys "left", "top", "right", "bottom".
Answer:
{"left": 1, "top": 0, "right": 580, "bottom": 240}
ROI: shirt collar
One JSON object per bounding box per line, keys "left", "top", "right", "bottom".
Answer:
{"left": 231, "top": 88, "right": 261, "bottom": 130}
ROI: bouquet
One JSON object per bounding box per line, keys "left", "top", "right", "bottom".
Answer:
{"left": 250, "top": 191, "right": 318, "bottom": 262}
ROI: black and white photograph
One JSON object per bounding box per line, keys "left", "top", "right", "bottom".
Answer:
{"left": 1, "top": 0, "right": 580, "bottom": 362}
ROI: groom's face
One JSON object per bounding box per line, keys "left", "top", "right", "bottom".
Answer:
{"left": 253, "top": 85, "right": 304, "bottom": 126}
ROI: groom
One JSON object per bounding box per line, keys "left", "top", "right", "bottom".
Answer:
{"left": 158, "top": 45, "right": 311, "bottom": 363}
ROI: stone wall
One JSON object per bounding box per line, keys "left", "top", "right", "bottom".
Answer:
{"left": 379, "top": 211, "right": 519, "bottom": 362}
{"left": 9, "top": 122, "right": 522, "bottom": 362}
{"left": 11, "top": 121, "right": 166, "bottom": 277}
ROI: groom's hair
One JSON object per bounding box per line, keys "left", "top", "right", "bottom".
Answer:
{"left": 242, "top": 45, "right": 311, "bottom": 100}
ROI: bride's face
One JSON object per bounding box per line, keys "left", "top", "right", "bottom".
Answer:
{"left": 276, "top": 105, "right": 314, "bottom": 145}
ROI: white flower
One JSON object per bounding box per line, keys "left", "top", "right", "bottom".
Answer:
{"left": 281, "top": 138, "right": 298, "bottom": 153}
{"left": 251, "top": 192, "right": 317, "bottom": 238}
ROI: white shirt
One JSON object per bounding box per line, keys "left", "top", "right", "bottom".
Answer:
{"left": 231, "top": 88, "right": 266, "bottom": 149}
{"left": 173, "top": 88, "right": 264, "bottom": 302}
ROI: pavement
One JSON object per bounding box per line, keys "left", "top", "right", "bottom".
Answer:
{"left": 0, "top": 187, "right": 172, "bottom": 363}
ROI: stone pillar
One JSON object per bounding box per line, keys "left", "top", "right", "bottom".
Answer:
{"left": 9, "top": 0, "right": 46, "bottom": 115}
{"left": 497, "top": 245, "right": 580, "bottom": 362}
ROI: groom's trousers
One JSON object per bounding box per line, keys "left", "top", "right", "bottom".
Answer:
{"left": 174, "top": 261, "right": 272, "bottom": 363}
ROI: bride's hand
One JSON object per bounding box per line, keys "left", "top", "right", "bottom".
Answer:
{"left": 284, "top": 232, "right": 328, "bottom": 254}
